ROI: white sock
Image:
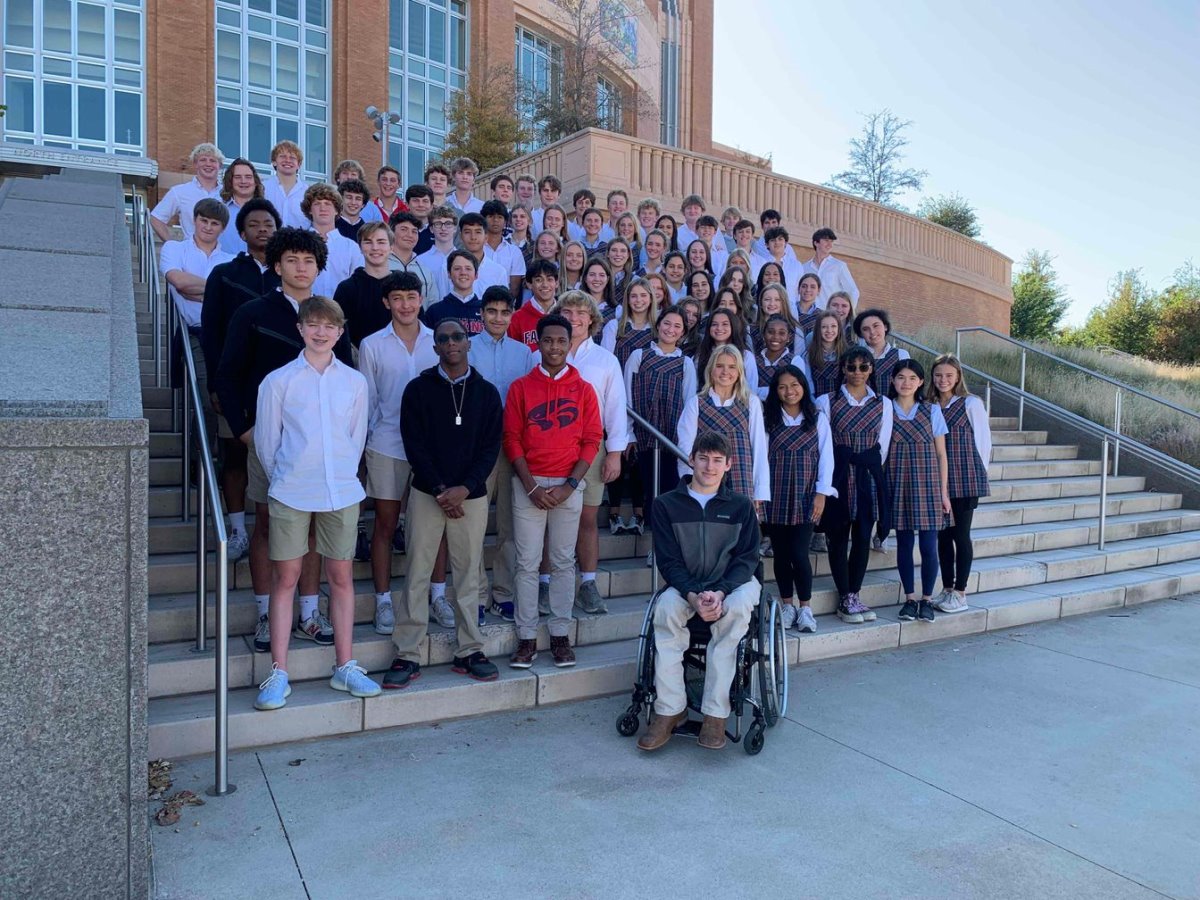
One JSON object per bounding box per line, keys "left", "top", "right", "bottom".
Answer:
{"left": 376, "top": 591, "right": 391, "bottom": 607}
{"left": 580, "top": 572, "right": 597, "bottom": 583}
{"left": 299, "top": 594, "right": 319, "bottom": 621}
{"left": 538, "top": 574, "right": 551, "bottom": 585}
{"left": 229, "top": 511, "right": 246, "bottom": 534}
{"left": 255, "top": 593, "right": 269, "bottom": 617}
{"left": 430, "top": 582, "right": 446, "bottom": 600}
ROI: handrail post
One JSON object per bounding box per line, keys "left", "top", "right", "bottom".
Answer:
{"left": 651, "top": 443, "right": 661, "bottom": 596}
{"left": 181, "top": 358, "right": 191, "bottom": 525}
{"left": 984, "top": 382, "right": 992, "bottom": 416}
{"left": 195, "top": 445, "right": 208, "bottom": 652}
{"left": 209, "top": 536, "right": 235, "bottom": 796}
{"left": 955, "top": 329, "right": 962, "bottom": 361}
{"left": 1113, "top": 389, "right": 1122, "bottom": 478}
{"left": 1098, "top": 439, "right": 1110, "bottom": 550}
{"left": 1018, "top": 349, "right": 1027, "bottom": 431}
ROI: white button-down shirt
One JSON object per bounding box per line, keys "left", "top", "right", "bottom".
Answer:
{"left": 816, "top": 385, "right": 894, "bottom": 464}
{"left": 262, "top": 175, "right": 309, "bottom": 229}
{"left": 359, "top": 322, "right": 438, "bottom": 461}
{"left": 483, "top": 239, "right": 527, "bottom": 283}
{"left": 469, "top": 332, "right": 535, "bottom": 406}
{"left": 447, "top": 192, "right": 483, "bottom": 215}
{"left": 802, "top": 254, "right": 860, "bottom": 309}
{"left": 532, "top": 339, "right": 630, "bottom": 452}
{"left": 219, "top": 199, "right": 248, "bottom": 255}
{"left": 312, "top": 230, "right": 365, "bottom": 299}
{"left": 780, "top": 410, "right": 838, "bottom": 498}
{"left": 254, "top": 353, "right": 368, "bottom": 512}
{"left": 150, "top": 177, "right": 221, "bottom": 238}
{"left": 676, "top": 389, "right": 771, "bottom": 501}
{"left": 160, "top": 237, "right": 233, "bottom": 328}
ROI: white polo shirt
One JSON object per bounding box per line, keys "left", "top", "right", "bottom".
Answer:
{"left": 482, "top": 239, "right": 527, "bottom": 283}
{"left": 358, "top": 322, "right": 438, "bottom": 461}
{"left": 447, "top": 192, "right": 483, "bottom": 215}
{"left": 150, "top": 177, "right": 222, "bottom": 238}
{"left": 262, "top": 175, "right": 309, "bottom": 229}
{"left": 160, "top": 237, "right": 233, "bottom": 329}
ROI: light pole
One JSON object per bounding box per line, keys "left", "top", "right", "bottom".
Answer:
{"left": 366, "top": 105, "right": 402, "bottom": 167}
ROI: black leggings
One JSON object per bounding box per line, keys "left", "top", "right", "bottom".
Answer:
{"left": 826, "top": 521, "right": 872, "bottom": 598}
{"left": 938, "top": 497, "right": 977, "bottom": 591}
{"left": 637, "top": 446, "right": 679, "bottom": 530}
{"left": 607, "top": 452, "right": 644, "bottom": 513}
{"left": 765, "top": 522, "right": 815, "bottom": 601}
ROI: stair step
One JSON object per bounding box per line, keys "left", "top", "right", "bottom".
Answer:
{"left": 990, "top": 430, "right": 1048, "bottom": 446}
{"left": 987, "top": 459, "right": 1101, "bottom": 480}
{"left": 150, "top": 457, "right": 182, "bottom": 486}
{"left": 147, "top": 569, "right": 1199, "bottom": 759}
{"left": 143, "top": 386, "right": 174, "bottom": 409}
{"left": 989, "top": 417, "right": 1018, "bottom": 429}
{"left": 146, "top": 408, "right": 172, "bottom": 432}
{"left": 150, "top": 432, "right": 182, "bottom": 457}
{"left": 150, "top": 486, "right": 196, "bottom": 518}
{"left": 988, "top": 444, "right": 1078, "bottom": 462}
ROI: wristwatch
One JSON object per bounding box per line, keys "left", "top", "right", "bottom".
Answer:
{"left": 565, "top": 476, "right": 580, "bottom": 491}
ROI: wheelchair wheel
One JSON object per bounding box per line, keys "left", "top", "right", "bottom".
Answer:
{"left": 757, "top": 595, "right": 788, "bottom": 727}
{"left": 744, "top": 720, "right": 765, "bottom": 756}
{"left": 615, "top": 710, "right": 640, "bottom": 737}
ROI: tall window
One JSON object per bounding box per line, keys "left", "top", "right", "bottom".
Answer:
{"left": 659, "top": 0, "right": 680, "bottom": 147}
{"left": 387, "top": 0, "right": 467, "bottom": 184}
{"left": 214, "top": 0, "right": 329, "bottom": 181}
{"left": 597, "top": 75, "right": 622, "bottom": 132}
{"left": 514, "top": 27, "right": 560, "bottom": 153}
{"left": 1, "top": 0, "right": 144, "bottom": 154}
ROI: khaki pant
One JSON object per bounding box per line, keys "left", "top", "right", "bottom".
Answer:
{"left": 511, "top": 475, "right": 584, "bottom": 640}
{"left": 479, "top": 453, "right": 515, "bottom": 603}
{"left": 246, "top": 434, "right": 269, "bottom": 505}
{"left": 653, "top": 577, "right": 760, "bottom": 719}
{"left": 392, "top": 488, "right": 488, "bottom": 663}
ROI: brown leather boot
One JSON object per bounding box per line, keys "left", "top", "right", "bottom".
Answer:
{"left": 636, "top": 711, "right": 686, "bottom": 752}
{"left": 698, "top": 715, "right": 727, "bottom": 750}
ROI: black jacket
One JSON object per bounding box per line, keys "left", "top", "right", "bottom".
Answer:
{"left": 651, "top": 476, "right": 761, "bottom": 597}
{"left": 200, "top": 252, "right": 280, "bottom": 373}
{"left": 212, "top": 289, "right": 354, "bottom": 438}
{"left": 399, "top": 366, "right": 502, "bottom": 500}
{"left": 332, "top": 267, "right": 391, "bottom": 347}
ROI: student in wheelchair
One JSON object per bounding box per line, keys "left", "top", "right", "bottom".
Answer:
{"left": 637, "top": 430, "right": 762, "bottom": 751}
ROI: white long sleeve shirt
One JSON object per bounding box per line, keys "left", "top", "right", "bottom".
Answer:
{"left": 942, "top": 394, "right": 993, "bottom": 463}
{"left": 150, "top": 177, "right": 221, "bottom": 238}
{"left": 780, "top": 410, "right": 838, "bottom": 498}
{"left": 601, "top": 319, "right": 651, "bottom": 355}
{"left": 676, "top": 390, "right": 771, "bottom": 501}
{"left": 159, "top": 238, "right": 232, "bottom": 329}
{"left": 312, "top": 230, "right": 365, "bottom": 299}
{"left": 563, "top": 339, "right": 630, "bottom": 451}
{"left": 483, "top": 239, "right": 527, "bottom": 283}
{"left": 815, "top": 385, "right": 894, "bottom": 464}
{"left": 358, "top": 323, "right": 438, "bottom": 460}
{"left": 753, "top": 350, "right": 811, "bottom": 403}
{"left": 802, "top": 254, "right": 860, "bottom": 309}
{"left": 262, "top": 175, "right": 309, "bottom": 229}
{"left": 254, "top": 353, "right": 368, "bottom": 512}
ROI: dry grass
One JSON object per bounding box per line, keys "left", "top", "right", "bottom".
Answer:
{"left": 902, "top": 327, "right": 1200, "bottom": 468}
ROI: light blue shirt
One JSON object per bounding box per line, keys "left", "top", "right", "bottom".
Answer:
{"left": 892, "top": 399, "right": 949, "bottom": 438}
{"left": 469, "top": 332, "right": 535, "bottom": 406}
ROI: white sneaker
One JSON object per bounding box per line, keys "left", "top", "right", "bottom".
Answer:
{"left": 227, "top": 529, "right": 250, "bottom": 561}
{"left": 779, "top": 604, "right": 797, "bottom": 629}
{"left": 430, "top": 594, "right": 456, "bottom": 628}
{"left": 646, "top": 550, "right": 654, "bottom": 568}
{"left": 374, "top": 599, "right": 394, "bottom": 635}
{"left": 796, "top": 606, "right": 817, "bottom": 633}
{"left": 935, "top": 591, "right": 969, "bottom": 614}
{"left": 609, "top": 515, "right": 626, "bottom": 535}
{"left": 330, "top": 659, "right": 381, "bottom": 698}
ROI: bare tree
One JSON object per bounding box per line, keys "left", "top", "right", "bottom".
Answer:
{"left": 442, "top": 67, "right": 529, "bottom": 171}
{"left": 525, "top": 0, "right": 656, "bottom": 144}
{"left": 828, "top": 109, "right": 927, "bottom": 206}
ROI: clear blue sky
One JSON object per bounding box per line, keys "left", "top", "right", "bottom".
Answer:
{"left": 711, "top": 0, "right": 1200, "bottom": 325}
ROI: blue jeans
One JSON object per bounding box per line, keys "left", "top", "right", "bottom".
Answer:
{"left": 896, "top": 529, "right": 939, "bottom": 597}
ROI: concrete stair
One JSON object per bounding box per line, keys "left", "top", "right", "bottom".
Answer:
{"left": 136, "top": 261, "right": 1200, "bottom": 759}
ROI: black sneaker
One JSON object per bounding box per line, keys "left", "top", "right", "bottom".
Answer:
{"left": 382, "top": 658, "right": 420, "bottom": 689}
{"left": 451, "top": 651, "right": 499, "bottom": 682}
{"left": 898, "top": 600, "right": 918, "bottom": 621}
{"left": 354, "top": 524, "right": 371, "bottom": 562}
{"left": 392, "top": 520, "right": 405, "bottom": 554}
{"left": 917, "top": 600, "right": 936, "bottom": 622}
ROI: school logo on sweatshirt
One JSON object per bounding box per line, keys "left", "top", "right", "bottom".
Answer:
{"left": 528, "top": 397, "right": 579, "bottom": 431}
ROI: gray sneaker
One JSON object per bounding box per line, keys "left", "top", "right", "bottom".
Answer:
{"left": 810, "top": 532, "right": 827, "bottom": 553}
{"left": 779, "top": 603, "right": 798, "bottom": 629}
{"left": 934, "top": 590, "right": 969, "bottom": 614}
{"left": 227, "top": 529, "right": 250, "bottom": 562}
{"left": 796, "top": 606, "right": 817, "bottom": 633}
{"left": 538, "top": 581, "right": 551, "bottom": 616}
{"left": 575, "top": 580, "right": 607, "bottom": 615}
{"left": 430, "top": 594, "right": 456, "bottom": 628}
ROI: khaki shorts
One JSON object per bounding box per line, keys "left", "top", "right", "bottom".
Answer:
{"left": 246, "top": 434, "right": 269, "bottom": 506}
{"left": 365, "top": 448, "right": 411, "bottom": 501}
{"left": 267, "top": 499, "right": 359, "bottom": 561}
{"left": 582, "top": 438, "right": 607, "bottom": 507}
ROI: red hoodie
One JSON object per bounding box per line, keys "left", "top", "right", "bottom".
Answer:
{"left": 507, "top": 299, "right": 551, "bottom": 351}
{"left": 503, "top": 364, "right": 602, "bottom": 477}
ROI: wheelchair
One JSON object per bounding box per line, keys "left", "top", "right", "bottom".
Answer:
{"left": 614, "top": 580, "right": 789, "bottom": 755}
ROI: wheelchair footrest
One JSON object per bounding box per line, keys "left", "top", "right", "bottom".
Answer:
{"left": 672, "top": 717, "right": 734, "bottom": 742}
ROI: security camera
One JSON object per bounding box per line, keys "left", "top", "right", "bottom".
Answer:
{"left": 365, "top": 105, "right": 380, "bottom": 119}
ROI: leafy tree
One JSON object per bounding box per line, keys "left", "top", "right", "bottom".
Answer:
{"left": 442, "top": 67, "right": 528, "bottom": 171}
{"left": 1082, "top": 269, "right": 1159, "bottom": 357}
{"left": 917, "top": 193, "right": 981, "bottom": 238}
{"left": 1148, "top": 262, "right": 1200, "bottom": 364}
{"left": 1010, "top": 250, "right": 1070, "bottom": 341}
{"left": 827, "top": 109, "right": 927, "bottom": 206}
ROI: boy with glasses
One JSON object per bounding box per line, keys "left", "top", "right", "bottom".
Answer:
{"left": 416, "top": 205, "right": 460, "bottom": 302}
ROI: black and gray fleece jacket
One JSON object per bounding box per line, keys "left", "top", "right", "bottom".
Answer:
{"left": 650, "top": 476, "right": 761, "bottom": 598}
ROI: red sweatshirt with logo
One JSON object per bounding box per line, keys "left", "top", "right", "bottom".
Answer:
{"left": 503, "top": 364, "right": 602, "bottom": 477}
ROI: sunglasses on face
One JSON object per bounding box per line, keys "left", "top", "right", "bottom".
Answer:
{"left": 843, "top": 363, "right": 872, "bottom": 373}
{"left": 435, "top": 332, "right": 468, "bottom": 344}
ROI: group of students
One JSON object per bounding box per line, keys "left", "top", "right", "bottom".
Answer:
{"left": 151, "top": 140, "right": 992, "bottom": 715}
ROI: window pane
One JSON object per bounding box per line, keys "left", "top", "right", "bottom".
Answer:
{"left": 429, "top": 64, "right": 444, "bottom": 84}
{"left": 305, "top": 101, "right": 324, "bottom": 120}
{"left": 216, "top": 106, "right": 241, "bottom": 161}
{"left": 305, "top": 28, "right": 324, "bottom": 48}
{"left": 305, "top": 49, "right": 326, "bottom": 100}
{"left": 78, "top": 85, "right": 105, "bottom": 140}
{"left": 248, "top": 113, "right": 272, "bottom": 163}
{"left": 115, "top": 91, "right": 140, "bottom": 145}
{"left": 248, "top": 37, "right": 271, "bottom": 88}
{"left": 408, "top": 127, "right": 424, "bottom": 143}
{"left": 305, "top": 0, "right": 325, "bottom": 27}
{"left": 77, "top": 3, "right": 106, "bottom": 59}
{"left": 276, "top": 21, "right": 298, "bottom": 41}
{"left": 407, "top": 146, "right": 424, "bottom": 185}
{"left": 388, "top": 71, "right": 402, "bottom": 111}
{"left": 408, "top": 0, "right": 424, "bottom": 56}
{"left": 216, "top": 6, "right": 240, "bottom": 26}
{"left": 248, "top": 14, "right": 270, "bottom": 34}
{"left": 248, "top": 0, "right": 270, "bottom": 11}
{"left": 248, "top": 92, "right": 271, "bottom": 110}
{"left": 276, "top": 117, "right": 297, "bottom": 144}
{"left": 275, "top": 96, "right": 298, "bottom": 115}
{"left": 389, "top": 0, "right": 403, "bottom": 51}
{"left": 5, "top": 0, "right": 34, "bottom": 47}
{"left": 78, "top": 62, "right": 106, "bottom": 81}
{"left": 277, "top": 43, "right": 299, "bottom": 94}
{"left": 277, "top": 0, "right": 299, "bottom": 20}
{"left": 44, "top": 57, "right": 72, "bottom": 76}
{"left": 429, "top": 9, "right": 445, "bottom": 63}
{"left": 114, "top": 10, "right": 141, "bottom": 64}
{"left": 216, "top": 30, "right": 240, "bottom": 82}
{"left": 451, "top": 17, "right": 465, "bottom": 71}
{"left": 5, "top": 52, "right": 34, "bottom": 71}
{"left": 428, "top": 84, "right": 445, "bottom": 131}
{"left": 217, "top": 84, "right": 239, "bottom": 104}
{"left": 304, "top": 123, "right": 326, "bottom": 176}
{"left": 3, "top": 77, "right": 34, "bottom": 131}
{"left": 115, "top": 67, "right": 140, "bottom": 86}
{"left": 407, "top": 80, "right": 425, "bottom": 125}
{"left": 44, "top": 82, "right": 73, "bottom": 137}
{"left": 44, "top": 0, "right": 72, "bottom": 53}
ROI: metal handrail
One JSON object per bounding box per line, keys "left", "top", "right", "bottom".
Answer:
{"left": 626, "top": 406, "right": 690, "bottom": 595}
{"left": 895, "top": 331, "right": 1200, "bottom": 550}
{"left": 135, "top": 206, "right": 235, "bottom": 797}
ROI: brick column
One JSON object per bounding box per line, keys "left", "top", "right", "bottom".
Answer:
{"left": 684, "top": 0, "right": 713, "bottom": 154}
{"left": 331, "top": 0, "right": 390, "bottom": 178}
{"left": 469, "top": 0, "right": 517, "bottom": 82}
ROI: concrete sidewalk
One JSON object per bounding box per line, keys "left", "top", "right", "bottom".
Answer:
{"left": 150, "top": 597, "right": 1200, "bottom": 900}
